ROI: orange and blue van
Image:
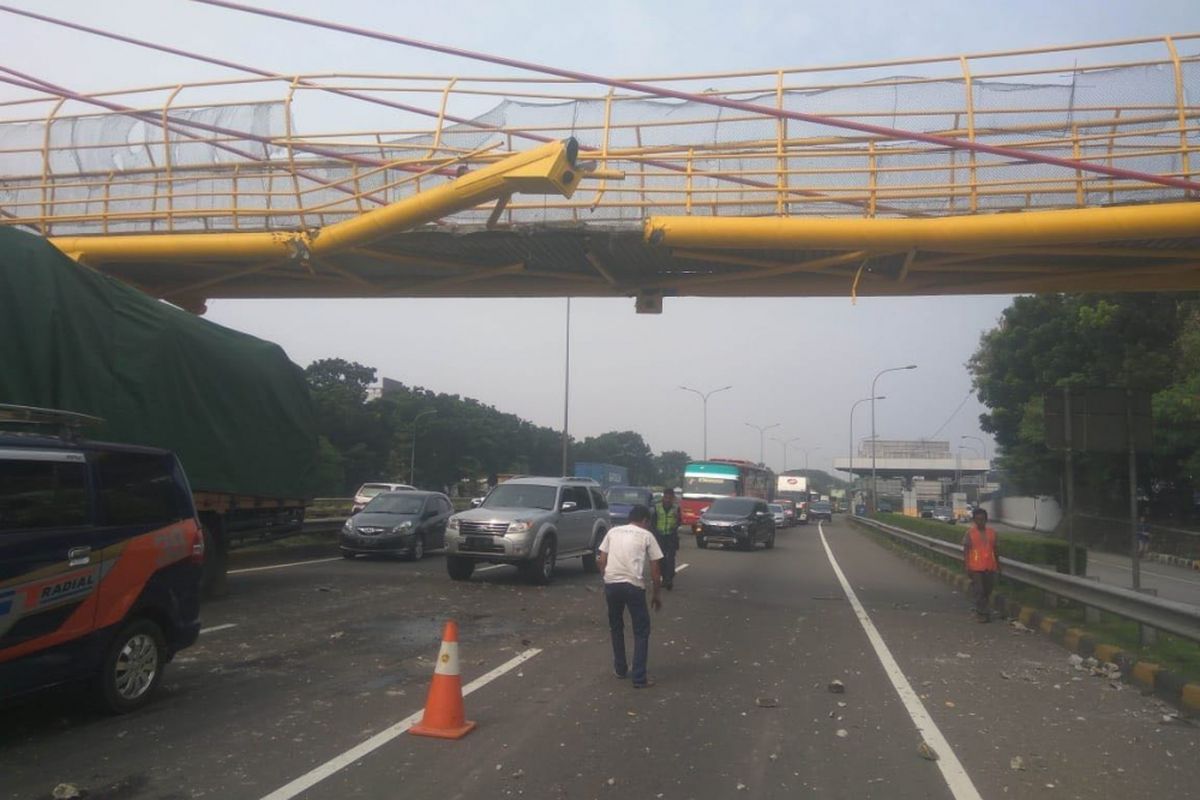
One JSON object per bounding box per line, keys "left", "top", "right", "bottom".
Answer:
{"left": 1, "top": 422, "right": 204, "bottom": 713}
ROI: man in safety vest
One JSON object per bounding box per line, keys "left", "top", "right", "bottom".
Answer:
{"left": 963, "top": 507, "right": 1001, "bottom": 622}
{"left": 651, "top": 488, "right": 682, "bottom": 590}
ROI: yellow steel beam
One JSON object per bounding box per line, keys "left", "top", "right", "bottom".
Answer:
{"left": 645, "top": 201, "right": 1200, "bottom": 252}
{"left": 50, "top": 139, "right": 590, "bottom": 265}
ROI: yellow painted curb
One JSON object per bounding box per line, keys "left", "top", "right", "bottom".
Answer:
{"left": 1182, "top": 684, "right": 1200, "bottom": 715}
{"left": 1064, "top": 628, "right": 1084, "bottom": 650}
{"left": 1039, "top": 617, "right": 1058, "bottom": 635}
{"left": 1131, "top": 662, "right": 1161, "bottom": 689}
{"left": 1018, "top": 607, "right": 1037, "bottom": 626}
{"left": 1094, "top": 643, "right": 1122, "bottom": 663}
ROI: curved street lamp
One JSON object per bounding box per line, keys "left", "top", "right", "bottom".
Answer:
{"left": 745, "top": 421, "right": 780, "bottom": 466}
{"left": 871, "top": 364, "right": 917, "bottom": 511}
{"left": 680, "top": 384, "right": 732, "bottom": 460}
{"left": 849, "top": 396, "right": 884, "bottom": 506}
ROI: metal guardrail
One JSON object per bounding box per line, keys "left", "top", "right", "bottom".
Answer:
{"left": 851, "top": 515, "right": 1200, "bottom": 645}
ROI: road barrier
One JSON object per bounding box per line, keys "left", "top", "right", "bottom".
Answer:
{"left": 850, "top": 515, "right": 1200, "bottom": 646}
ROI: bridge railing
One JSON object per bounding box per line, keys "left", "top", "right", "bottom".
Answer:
{"left": 2, "top": 33, "right": 1197, "bottom": 235}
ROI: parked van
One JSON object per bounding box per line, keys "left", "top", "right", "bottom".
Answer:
{"left": 0, "top": 405, "right": 204, "bottom": 712}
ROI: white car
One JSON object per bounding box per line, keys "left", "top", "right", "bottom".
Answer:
{"left": 352, "top": 481, "right": 416, "bottom": 513}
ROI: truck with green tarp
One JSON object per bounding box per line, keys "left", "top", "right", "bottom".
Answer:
{"left": 0, "top": 226, "right": 317, "bottom": 595}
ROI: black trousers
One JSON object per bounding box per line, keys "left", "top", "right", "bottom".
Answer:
{"left": 654, "top": 533, "right": 678, "bottom": 581}
{"left": 969, "top": 570, "right": 996, "bottom": 617}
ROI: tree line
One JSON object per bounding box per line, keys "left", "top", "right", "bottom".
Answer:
{"left": 969, "top": 293, "right": 1200, "bottom": 521}
{"left": 305, "top": 358, "right": 691, "bottom": 496}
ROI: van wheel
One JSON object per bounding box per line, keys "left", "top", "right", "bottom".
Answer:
{"left": 765, "top": 529, "right": 776, "bottom": 549}
{"left": 99, "top": 619, "right": 166, "bottom": 714}
{"left": 523, "top": 537, "right": 556, "bottom": 585}
{"left": 446, "top": 556, "right": 475, "bottom": 581}
{"left": 696, "top": 536, "right": 708, "bottom": 549}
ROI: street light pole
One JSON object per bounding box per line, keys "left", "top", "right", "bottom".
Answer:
{"left": 771, "top": 436, "right": 802, "bottom": 472}
{"left": 410, "top": 409, "right": 437, "bottom": 485}
{"left": 871, "top": 364, "right": 917, "bottom": 512}
{"left": 961, "top": 434, "right": 989, "bottom": 484}
{"left": 745, "top": 421, "right": 780, "bottom": 466}
{"left": 561, "top": 298, "right": 571, "bottom": 476}
{"left": 799, "top": 446, "right": 822, "bottom": 472}
{"left": 849, "top": 396, "right": 883, "bottom": 509}
{"left": 680, "top": 384, "right": 732, "bottom": 460}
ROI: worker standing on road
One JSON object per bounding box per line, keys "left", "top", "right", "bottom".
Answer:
{"left": 963, "top": 508, "right": 1001, "bottom": 623}
{"left": 597, "top": 504, "right": 664, "bottom": 688}
{"left": 1137, "top": 515, "right": 1151, "bottom": 558}
{"left": 651, "top": 487, "right": 683, "bottom": 590}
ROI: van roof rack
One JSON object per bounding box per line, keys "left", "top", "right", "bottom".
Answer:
{"left": 0, "top": 404, "right": 104, "bottom": 442}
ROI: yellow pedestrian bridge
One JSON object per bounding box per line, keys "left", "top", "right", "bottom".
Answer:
{"left": 0, "top": 20, "right": 1197, "bottom": 312}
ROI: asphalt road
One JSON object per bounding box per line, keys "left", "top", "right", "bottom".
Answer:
{"left": 3, "top": 518, "right": 1197, "bottom": 800}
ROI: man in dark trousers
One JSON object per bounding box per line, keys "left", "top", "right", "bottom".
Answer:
{"left": 651, "top": 488, "right": 683, "bottom": 589}
{"left": 963, "top": 507, "right": 1001, "bottom": 622}
{"left": 597, "top": 504, "right": 663, "bottom": 688}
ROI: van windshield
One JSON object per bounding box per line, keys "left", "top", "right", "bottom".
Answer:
{"left": 482, "top": 483, "right": 557, "bottom": 511}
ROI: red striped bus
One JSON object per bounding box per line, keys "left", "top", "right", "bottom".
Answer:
{"left": 680, "top": 459, "right": 773, "bottom": 526}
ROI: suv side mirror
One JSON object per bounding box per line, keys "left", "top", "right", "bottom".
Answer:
{"left": 560, "top": 501, "right": 578, "bottom": 512}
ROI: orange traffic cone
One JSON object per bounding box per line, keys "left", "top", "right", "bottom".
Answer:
{"left": 409, "top": 619, "right": 477, "bottom": 739}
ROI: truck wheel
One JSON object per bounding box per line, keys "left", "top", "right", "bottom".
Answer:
{"left": 199, "top": 515, "right": 229, "bottom": 600}
{"left": 523, "top": 537, "right": 556, "bottom": 585}
{"left": 98, "top": 619, "right": 166, "bottom": 714}
{"left": 446, "top": 556, "right": 475, "bottom": 581}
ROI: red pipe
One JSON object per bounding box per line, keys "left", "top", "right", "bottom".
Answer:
{"left": 193, "top": 0, "right": 1200, "bottom": 194}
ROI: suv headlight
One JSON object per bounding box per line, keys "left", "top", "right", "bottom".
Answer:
{"left": 342, "top": 520, "right": 353, "bottom": 533}
{"left": 507, "top": 519, "right": 535, "bottom": 534}
{"left": 392, "top": 522, "right": 413, "bottom": 533}
{"left": 447, "top": 517, "right": 460, "bottom": 532}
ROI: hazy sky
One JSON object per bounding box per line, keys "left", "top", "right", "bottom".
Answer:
{"left": 4, "top": 1, "right": 1197, "bottom": 475}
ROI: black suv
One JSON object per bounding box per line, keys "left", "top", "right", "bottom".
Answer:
{"left": 694, "top": 496, "right": 776, "bottom": 551}
{"left": 1, "top": 406, "right": 204, "bottom": 713}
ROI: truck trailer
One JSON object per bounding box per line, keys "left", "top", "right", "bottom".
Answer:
{"left": 0, "top": 227, "right": 317, "bottom": 596}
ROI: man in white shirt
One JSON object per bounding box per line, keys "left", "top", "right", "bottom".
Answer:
{"left": 597, "top": 504, "right": 664, "bottom": 688}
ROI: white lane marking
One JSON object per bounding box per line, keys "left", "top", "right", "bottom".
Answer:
{"left": 476, "top": 564, "right": 510, "bottom": 573}
{"left": 228, "top": 557, "right": 342, "bottom": 575}
{"left": 818, "top": 523, "right": 983, "bottom": 800}
{"left": 259, "top": 648, "right": 542, "bottom": 800}
{"left": 199, "top": 623, "right": 237, "bottom": 635}
{"left": 675, "top": 563, "right": 690, "bottom": 573}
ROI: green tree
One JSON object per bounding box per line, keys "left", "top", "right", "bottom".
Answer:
{"left": 653, "top": 450, "right": 692, "bottom": 488}
{"left": 573, "top": 431, "right": 656, "bottom": 484}
{"left": 968, "top": 293, "right": 1199, "bottom": 513}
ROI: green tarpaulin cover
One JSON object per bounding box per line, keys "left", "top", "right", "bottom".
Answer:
{"left": 0, "top": 226, "right": 316, "bottom": 499}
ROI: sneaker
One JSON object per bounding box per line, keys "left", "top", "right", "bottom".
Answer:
{"left": 632, "top": 678, "right": 656, "bottom": 689}
{"left": 614, "top": 669, "right": 627, "bottom": 679}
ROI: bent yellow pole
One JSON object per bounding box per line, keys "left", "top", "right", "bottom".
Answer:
{"left": 51, "top": 139, "right": 586, "bottom": 264}
{"left": 645, "top": 202, "right": 1200, "bottom": 252}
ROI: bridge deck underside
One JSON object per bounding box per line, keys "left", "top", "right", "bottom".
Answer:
{"left": 101, "top": 225, "right": 1200, "bottom": 306}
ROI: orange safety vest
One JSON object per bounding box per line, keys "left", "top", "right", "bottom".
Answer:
{"left": 966, "top": 526, "right": 998, "bottom": 572}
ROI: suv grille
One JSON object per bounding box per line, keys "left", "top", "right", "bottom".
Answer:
{"left": 459, "top": 521, "right": 509, "bottom": 536}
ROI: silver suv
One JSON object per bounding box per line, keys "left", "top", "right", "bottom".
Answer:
{"left": 444, "top": 476, "right": 610, "bottom": 584}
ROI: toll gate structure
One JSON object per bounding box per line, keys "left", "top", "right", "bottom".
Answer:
{"left": 0, "top": 6, "right": 1197, "bottom": 313}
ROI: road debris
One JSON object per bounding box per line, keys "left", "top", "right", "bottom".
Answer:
{"left": 836, "top": 729, "right": 848, "bottom": 738}
{"left": 828, "top": 680, "right": 845, "bottom": 694}
{"left": 1009, "top": 620, "right": 1033, "bottom": 633}
{"left": 955, "top": 652, "right": 971, "bottom": 659}
{"left": 737, "top": 782, "right": 748, "bottom": 791}
{"left": 1010, "top": 756, "right": 1026, "bottom": 771}
{"left": 1068, "top": 654, "right": 1083, "bottom": 669}
{"left": 51, "top": 785, "right": 81, "bottom": 800}
{"left": 917, "top": 741, "right": 939, "bottom": 761}
{"left": 755, "top": 697, "right": 780, "bottom": 708}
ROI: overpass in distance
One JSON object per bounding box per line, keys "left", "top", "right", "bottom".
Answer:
{"left": 0, "top": 17, "right": 1197, "bottom": 313}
